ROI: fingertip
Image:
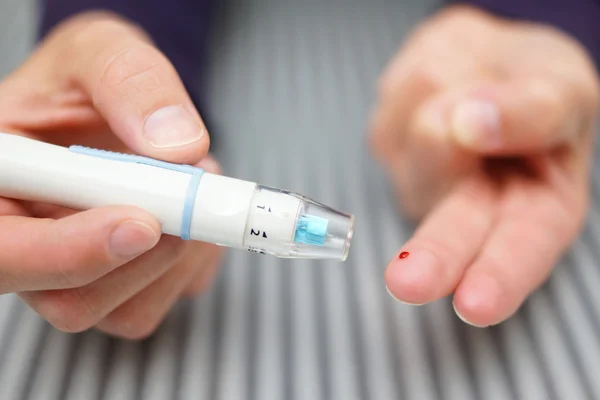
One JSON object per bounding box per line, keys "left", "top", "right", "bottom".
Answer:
{"left": 452, "top": 273, "right": 511, "bottom": 328}
{"left": 61, "top": 205, "right": 162, "bottom": 260}
{"left": 71, "top": 27, "right": 212, "bottom": 165}
{"left": 385, "top": 282, "right": 424, "bottom": 306}
{"left": 108, "top": 220, "right": 160, "bottom": 259}
{"left": 453, "top": 302, "right": 488, "bottom": 328}
{"left": 384, "top": 249, "right": 442, "bottom": 305}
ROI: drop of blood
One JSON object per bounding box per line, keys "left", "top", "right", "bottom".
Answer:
{"left": 399, "top": 251, "right": 410, "bottom": 259}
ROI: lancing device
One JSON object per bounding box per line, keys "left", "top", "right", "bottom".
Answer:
{"left": 0, "top": 133, "right": 354, "bottom": 261}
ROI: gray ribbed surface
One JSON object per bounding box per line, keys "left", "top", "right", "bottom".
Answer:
{"left": 2, "top": 0, "right": 600, "bottom": 399}
{"left": 0, "top": 0, "right": 36, "bottom": 78}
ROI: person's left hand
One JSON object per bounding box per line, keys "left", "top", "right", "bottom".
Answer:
{"left": 369, "top": 5, "right": 600, "bottom": 327}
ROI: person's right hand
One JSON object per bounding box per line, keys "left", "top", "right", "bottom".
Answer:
{"left": 0, "top": 12, "right": 222, "bottom": 339}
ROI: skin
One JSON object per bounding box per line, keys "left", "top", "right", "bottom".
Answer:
{"left": 0, "top": 12, "right": 222, "bottom": 339}
{"left": 0, "top": 5, "right": 597, "bottom": 338}
{"left": 370, "top": 6, "right": 600, "bottom": 327}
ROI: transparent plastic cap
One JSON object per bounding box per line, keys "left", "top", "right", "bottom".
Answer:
{"left": 289, "top": 193, "right": 354, "bottom": 261}
{"left": 244, "top": 185, "right": 354, "bottom": 261}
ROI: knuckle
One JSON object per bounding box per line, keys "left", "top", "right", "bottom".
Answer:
{"left": 53, "top": 256, "right": 99, "bottom": 289}
{"left": 38, "top": 289, "right": 98, "bottom": 333}
{"left": 377, "top": 63, "right": 442, "bottom": 106}
{"left": 410, "top": 65, "right": 445, "bottom": 93}
{"left": 98, "top": 45, "right": 166, "bottom": 92}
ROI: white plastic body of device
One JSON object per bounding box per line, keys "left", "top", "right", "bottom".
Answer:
{"left": 0, "top": 133, "right": 354, "bottom": 260}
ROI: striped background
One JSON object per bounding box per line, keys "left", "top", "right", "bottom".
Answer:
{"left": 1, "top": 1, "right": 600, "bottom": 399}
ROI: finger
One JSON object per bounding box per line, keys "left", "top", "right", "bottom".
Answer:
{"left": 0, "top": 206, "right": 160, "bottom": 293}
{"left": 181, "top": 245, "right": 223, "bottom": 297}
{"left": 384, "top": 175, "right": 498, "bottom": 305}
{"left": 180, "top": 261, "right": 219, "bottom": 297}
{"left": 368, "top": 57, "right": 441, "bottom": 164}
{"left": 23, "top": 202, "right": 77, "bottom": 219}
{"left": 19, "top": 235, "right": 185, "bottom": 333}
{"left": 195, "top": 153, "right": 222, "bottom": 175}
{"left": 452, "top": 174, "right": 584, "bottom": 327}
{"left": 21, "top": 154, "right": 222, "bottom": 332}
{"left": 96, "top": 241, "right": 217, "bottom": 339}
{"left": 444, "top": 77, "right": 597, "bottom": 154}
{"left": 58, "top": 16, "right": 209, "bottom": 164}
{"left": 393, "top": 92, "right": 481, "bottom": 218}
{"left": 0, "top": 198, "right": 29, "bottom": 217}
{"left": 368, "top": 32, "right": 487, "bottom": 164}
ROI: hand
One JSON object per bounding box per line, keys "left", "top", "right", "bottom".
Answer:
{"left": 0, "top": 12, "right": 222, "bottom": 339}
{"left": 369, "top": 5, "right": 600, "bottom": 327}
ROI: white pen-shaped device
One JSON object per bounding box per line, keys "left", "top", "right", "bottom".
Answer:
{"left": 0, "top": 133, "right": 354, "bottom": 260}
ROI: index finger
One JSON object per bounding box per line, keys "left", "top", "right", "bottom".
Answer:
{"left": 49, "top": 13, "right": 209, "bottom": 164}
{"left": 384, "top": 175, "right": 498, "bottom": 304}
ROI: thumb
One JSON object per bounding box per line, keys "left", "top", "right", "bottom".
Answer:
{"left": 444, "top": 78, "right": 595, "bottom": 154}
{"left": 0, "top": 206, "right": 161, "bottom": 294}
{"left": 46, "top": 14, "right": 209, "bottom": 164}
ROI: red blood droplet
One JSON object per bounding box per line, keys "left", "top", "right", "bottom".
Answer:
{"left": 399, "top": 251, "right": 410, "bottom": 259}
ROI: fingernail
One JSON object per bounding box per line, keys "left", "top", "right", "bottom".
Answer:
{"left": 110, "top": 221, "right": 159, "bottom": 258}
{"left": 451, "top": 99, "right": 501, "bottom": 149}
{"left": 453, "top": 302, "right": 488, "bottom": 328}
{"left": 144, "top": 105, "right": 204, "bottom": 148}
{"left": 386, "top": 284, "right": 424, "bottom": 306}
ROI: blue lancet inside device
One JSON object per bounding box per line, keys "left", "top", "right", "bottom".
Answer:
{"left": 294, "top": 214, "right": 329, "bottom": 245}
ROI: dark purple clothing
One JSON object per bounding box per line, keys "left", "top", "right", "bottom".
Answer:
{"left": 38, "top": 0, "right": 600, "bottom": 102}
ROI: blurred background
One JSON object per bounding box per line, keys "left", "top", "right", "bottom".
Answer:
{"left": 2, "top": 0, "right": 600, "bottom": 399}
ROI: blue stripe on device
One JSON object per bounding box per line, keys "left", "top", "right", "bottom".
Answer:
{"left": 69, "top": 146, "right": 204, "bottom": 240}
